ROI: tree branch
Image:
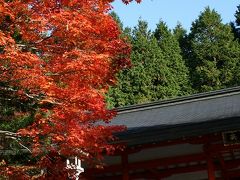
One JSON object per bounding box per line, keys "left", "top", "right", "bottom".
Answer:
{"left": 0, "top": 130, "right": 31, "bottom": 153}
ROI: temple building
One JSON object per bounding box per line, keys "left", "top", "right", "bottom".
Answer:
{"left": 84, "top": 86, "right": 240, "bottom": 180}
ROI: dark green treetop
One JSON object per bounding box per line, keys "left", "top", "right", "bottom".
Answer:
{"left": 235, "top": 5, "right": 240, "bottom": 27}
{"left": 231, "top": 5, "right": 240, "bottom": 40}
{"left": 173, "top": 22, "right": 189, "bottom": 58}
{"left": 186, "top": 7, "right": 240, "bottom": 92}
{"left": 173, "top": 22, "right": 187, "bottom": 44}
{"left": 154, "top": 20, "right": 192, "bottom": 96}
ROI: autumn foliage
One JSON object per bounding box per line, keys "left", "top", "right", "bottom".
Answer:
{"left": 0, "top": 0, "right": 140, "bottom": 178}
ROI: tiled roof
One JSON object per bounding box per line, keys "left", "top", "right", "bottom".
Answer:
{"left": 109, "top": 86, "right": 240, "bottom": 146}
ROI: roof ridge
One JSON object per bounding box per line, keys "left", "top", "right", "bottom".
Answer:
{"left": 115, "top": 86, "right": 240, "bottom": 113}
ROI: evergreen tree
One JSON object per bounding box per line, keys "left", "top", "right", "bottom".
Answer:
{"left": 186, "top": 7, "right": 240, "bottom": 92}
{"left": 107, "top": 20, "right": 162, "bottom": 107}
{"left": 173, "top": 22, "right": 187, "bottom": 45}
{"left": 109, "top": 11, "right": 133, "bottom": 44}
{"left": 154, "top": 21, "right": 192, "bottom": 96}
{"left": 236, "top": 5, "right": 240, "bottom": 26}
{"left": 173, "top": 23, "right": 189, "bottom": 58}
{"left": 107, "top": 20, "right": 191, "bottom": 107}
{"left": 231, "top": 5, "right": 240, "bottom": 40}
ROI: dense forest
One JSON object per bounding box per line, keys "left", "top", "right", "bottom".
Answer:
{"left": 107, "top": 5, "right": 240, "bottom": 108}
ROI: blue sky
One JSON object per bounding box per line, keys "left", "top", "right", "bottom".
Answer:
{"left": 111, "top": 0, "right": 239, "bottom": 31}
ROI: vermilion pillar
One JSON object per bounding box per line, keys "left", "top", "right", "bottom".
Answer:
{"left": 207, "top": 155, "right": 215, "bottom": 180}
{"left": 218, "top": 154, "right": 229, "bottom": 180}
{"left": 204, "top": 143, "right": 216, "bottom": 180}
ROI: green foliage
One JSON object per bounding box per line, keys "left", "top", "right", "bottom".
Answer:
{"left": 0, "top": 88, "right": 36, "bottom": 132}
{"left": 107, "top": 20, "right": 161, "bottom": 107}
{"left": 107, "top": 20, "right": 191, "bottom": 107}
{"left": 154, "top": 21, "right": 192, "bottom": 96}
{"left": 0, "top": 113, "right": 34, "bottom": 132}
{"left": 0, "top": 105, "right": 36, "bottom": 167}
{"left": 185, "top": 7, "right": 240, "bottom": 92}
{"left": 231, "top": 5, "right": 240, "bottom": 40}
{"left": 235, "top": 5, "right": 240, "bottom": 26}
{"left": 173, "top": 23, "right": 189, "bottom": 58}
{"left": 173, "top": 22, "right": 187, "bottom": 43}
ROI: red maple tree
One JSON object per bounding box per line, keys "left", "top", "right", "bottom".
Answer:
{"left": 0, "top": 0, "right": 140, "bottom": 178}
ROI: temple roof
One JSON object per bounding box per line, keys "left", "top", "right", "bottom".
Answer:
{"left": 109, "top": 86, "right": 240, "bottom": 146}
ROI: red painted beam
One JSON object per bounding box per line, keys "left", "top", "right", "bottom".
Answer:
{"left": 130, "top": 159, "right": 240, "bottom": 179}
{"left": 84, "top": 134, "right": 240, "bottom": 179}
{"left": 228, "top": 169, "right": 240, "bottom": 178}
{"left": 128, "top": 153, "right": 206, "bottom": 170}
{"left": 207, "top": 143, "right": 240, "bottom": 153}
{"left": 130, "top": 164, "right": 207, "bottom": 179}
{"left": 84, "top": 159, "right": 240, "bottom": 179}
{"left": 121, "top": 134, "right": 222, "bottom": 155}
{"left": 85, "top": 152, "right": 206, "bottom": 174}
